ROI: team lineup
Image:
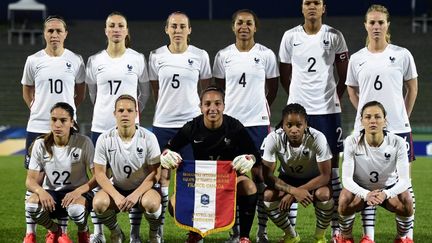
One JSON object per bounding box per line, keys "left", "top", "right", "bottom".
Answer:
{"left": 20, "top": 1, "right": 417, "bottom": 243}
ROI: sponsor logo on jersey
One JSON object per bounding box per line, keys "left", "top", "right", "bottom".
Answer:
{"left": 389, "top": 56, "right": 396, "bottom": 63}
{"left": 293, "top": 43, "right": 302, "bottom": 46}
{"left": 359, "top": 61, "right": 366, "bottom": 67}
{"left": 43, "top": 154, "right": 50, "bottom": 160}
{"left": 225, "top": 59, "right": 231, "bottom": 64}
{"left": 97, "top": 66, "right": 104, "bottom": 72}
{"left": 108, "top": 148, "right": 116, "bottom": 153}
{"left": 127, "top": 64, "right": 133, "bottom": 72}
{"left": 193, "top": 139, "right": 204, "bottom": 144}
{"left": 188, "top": 59, "right": 194, "bottom": 65}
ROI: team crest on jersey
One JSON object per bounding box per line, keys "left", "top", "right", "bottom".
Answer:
{"left": 188, "top": 59, "right": 194, "bottom": 65}
{"left": 72, "top": 151, "right": 80, "bottom": 160}
{"left": 322, "top": 39, "right": 330, "bottom": 49}
{"left": 66, "top": 62, "right": 72, "bottom": 69}
{"left": 224, "top": 137, "right": 231, "bottom": 146}
{"left": 384, "top": 152, "right": 391, "bottom": 160}
{"left": 254, "top": 57, "right": 260, "bottom": 64}
{"left": 302, "top": 149, "right": 309, "bottom": 156}
{"left": 127, "top": 64, "right": 133, "bottom": 72}
{"left": 137, "top": 147, "right": 144, "bottom": 158}
{"left": 389, "top": 56, "right": 396, "bottom": 63}
{"left": 200, "top": 194, "right": 210, "bottom": 205}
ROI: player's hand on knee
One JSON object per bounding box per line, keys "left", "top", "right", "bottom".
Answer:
{"left": 232, "top": 154, "right": 256, "bottom": 174}
{"left": 160, "top": 149, "right": 182, "bottom": 169}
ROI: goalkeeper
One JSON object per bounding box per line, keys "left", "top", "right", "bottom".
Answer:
{"left": 160, "top": 86, "right": 261, "bottom": 243}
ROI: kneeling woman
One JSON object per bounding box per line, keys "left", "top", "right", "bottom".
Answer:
{"left": 262, "top": 103, "right": 333, "bottom": 243}
{"left": 336, "top": 101, "right": 413, "bottom": 243}
{"left": 25, "top": 102, "right": 96, "bottom": 243}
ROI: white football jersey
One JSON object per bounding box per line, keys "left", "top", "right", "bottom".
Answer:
{"left": 342, "top": 132, "right": 410, "bottom": 199}
{"left": 86, "top": 48, "right": 149, "bottom": 133}
{"left": 279, "top": 24, "right": 348, "bottom": 114}
{"left": 21, "top": 49, "right": 85, "bottom": 133}
{"left": 262, "top": 127, "right": 332, "bottom": 179}
{"left": 94, "top": 126, "right": 161, "bottom": 191}
{"left": 28, "top": 133, "right": 94, "bottom": 191}
{"left": 149, "top": 45, "right": 212, "bottom": 128}
{"left": 346, "top": 44, "right": 418, "bottom": 133}
{"left": 213, "top": 43, "right": 279, "bottom": 126}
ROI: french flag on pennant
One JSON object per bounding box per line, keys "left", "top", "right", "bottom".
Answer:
{"left": 174, "top": 159, "right": 237, "bottom": 237}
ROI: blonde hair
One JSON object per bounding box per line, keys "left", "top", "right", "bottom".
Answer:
{"left": 365, "top": 4, "right": 391, "bottom": 46}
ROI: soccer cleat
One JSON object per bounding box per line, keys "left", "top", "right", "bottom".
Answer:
{"left": 359, "top": 235, "right": 375, "bottom": 243}
{"left": 110, "top": 229, "right": 125, "bottom": 243}
{"left": 314, "top": 235, "right": 328, "bottom": 243}
{"left": 58, "top": 232, "right": 73, "bottom": 243}
{"left": 394, "top": 236, "right": 414, "bottom": 243}
{"left": 23, "top": 233, "right": 36, "bottom": 243}
{"left": 78, "top": 230, "right": 90, "bottom": 243}
{"left": 185, "top": 232, "right": 203, "bottom": 243}
{"left": 224, "top": 232, "right": 240, "bottom": 243}
{"left": 239, "top": 237, "right": 251, "bottom": 243}
{"left": 89, "top": 233, "right": 106, "bottom": 243}
{"left": 45, "top": 230, "right": 58, "bottom": 243}
{"left": 256, "top": 232, "right": 269, "bottom": 243}
{"left": 332, "top": 234, "right": 354, "bottom": 243}
{"left": 280, "top": 232, "right": 301, "bottom": 243}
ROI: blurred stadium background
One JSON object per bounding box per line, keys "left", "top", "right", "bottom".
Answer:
{"left": 0, "top": 0, "right": 431, "bottom": 155}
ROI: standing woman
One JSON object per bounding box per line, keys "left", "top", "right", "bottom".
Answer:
{"left": 262, "top": 103, "right": 333, "bottom": 243}
{"left": 25, "top": 102, "right": 96, "bottom": 243}
{"left": 148, "top": 11, "right": 212, "bottom": 239}
{"left": 336, "top": 101, "right": 414, "bottom": 243}
{"left": 345, "top": 4, "right": 418, "bottom": 242}
{"left": 85, "top": 11, "right": 150, "bottom": 242}
{"left": 21, "top": 15, "right": 86, "bottom": 243}
{"left": 279, "top": 0, "right": 349, "bottom": 237}
{"left": 213, "top": 9, "right": 279, "bottom": 242}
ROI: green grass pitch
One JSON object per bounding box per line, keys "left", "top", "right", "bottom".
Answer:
{"left": 1, "top": 155, "right": 431, "bottom": 242}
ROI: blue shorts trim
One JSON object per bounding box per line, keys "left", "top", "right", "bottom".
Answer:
{"left": 91, "top": 132, "right": 102, "bottom": 146}
{"left": 153, "top": 126, "right": 194, "bottom": 160}
{"left": 395, "top": 132, "right": 415, "bottom": 162}
{"left": 307, "top": 114, "right": 343, "bottom": 154}
{"left": 245, "top": 125, "right": 270, "bottom": 154}
{"left": 24, "top": 132, "right": 44, "bottom": 169}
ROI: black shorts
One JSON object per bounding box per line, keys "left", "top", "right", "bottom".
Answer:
{"left": 46, "top": 190, "right": 93, "bottom": 219}
{"left": 278, "top": 174, "right": 315, "bottom": 188}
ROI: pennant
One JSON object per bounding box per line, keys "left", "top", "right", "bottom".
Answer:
{"left": 174, "top": 159, "right": 237, "bottom": 237}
